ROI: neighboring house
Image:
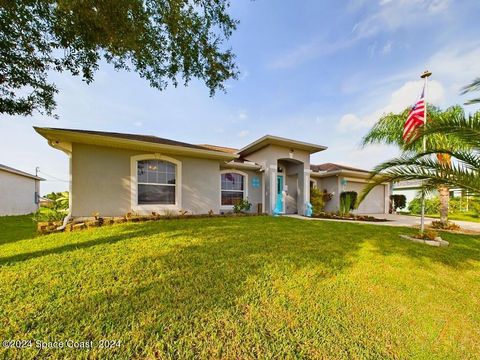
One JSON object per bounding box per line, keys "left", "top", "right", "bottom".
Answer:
{"left": 35, "top": 127, "right": 389, "bottom": 218}
{"left": 310, "top": 163, "right": 390, "bottom": 214}
{"left": 0, "top": 164, "right": 44, "bottom": 216}
{"left": 392, "top": 180, "right": 466, "bottom": 210}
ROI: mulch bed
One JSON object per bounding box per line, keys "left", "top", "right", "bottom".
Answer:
{"left": 312, "top": 212, "right": 389, "bottom": 222}
{"left": 36, "top": 212, "right": 267, "bottom": 235}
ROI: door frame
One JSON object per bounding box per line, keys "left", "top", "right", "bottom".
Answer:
{"left": 276, "top": 174, "right": 285, "bottom": 214}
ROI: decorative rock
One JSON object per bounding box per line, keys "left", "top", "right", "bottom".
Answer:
{"left": 73, "top": 223, "right": 86, "bottom": 231}
{"left": 85, "top": 220, "right": 100, "bottom": 228}
{"left": 400, "top": 234, "right": 449, "bottom": 247}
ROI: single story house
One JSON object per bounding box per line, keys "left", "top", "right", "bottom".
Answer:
{"left": 310, "top": 163, "right": 390, "bottom": 214}
{"left": 35, "top": 127, "right": 390, "bottom": 218}
{"left": 0, "top": 163, "right": 43, "bottom": 216}
{"left": 392, "top": 180, "right": 466, "bottom": 211}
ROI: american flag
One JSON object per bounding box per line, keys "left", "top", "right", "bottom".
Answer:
{"left": 402, "top": 87, "right": 426, "bottom": 142}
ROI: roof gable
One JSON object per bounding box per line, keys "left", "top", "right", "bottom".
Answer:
{"left": 310, "top": 162, "right": 370, "bottom": 174}
{"left": 0, "top": 164, "right": 44, "bottom": 180}
{"left": 238, "top": 135, "right": 327, "bottom": 156}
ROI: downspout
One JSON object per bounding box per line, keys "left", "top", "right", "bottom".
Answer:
{"left": 48, "top": 140, "right": 73, "bottom": 230}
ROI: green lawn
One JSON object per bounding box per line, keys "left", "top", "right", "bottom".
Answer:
{"left": 1, "top": 216, "right": 480, "bottom": 359}
{"left": 405, "top": 212, "right": 480, "bottom": 223}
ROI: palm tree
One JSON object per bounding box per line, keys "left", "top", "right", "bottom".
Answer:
{"left": 461, "top": 77, "right": 480, "bottom": 105}
{"left": 358, "top": 110, "right": 480, "bottom": 218}
{"left": 361, "top": 105, "right": 465, "bottom": 224}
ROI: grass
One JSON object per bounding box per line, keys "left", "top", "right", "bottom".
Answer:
{"left": 405, "top": 212, "right": 480, "bottom": 223}
{"left": 1, "top": 216, "right": 480, "bottom": 359}
{"left": 0, "top": 215, "right": 36, "bottom": 246}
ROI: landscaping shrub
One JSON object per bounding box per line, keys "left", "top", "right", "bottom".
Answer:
{"left": 408, "top": 196, "right": 440, "bottom": 214}
{"left": 233, "top": 199, "right": 252, "bottom": 213}
{"left": 469, "top": 197, "right": 480, "bottom": 216}
{"left": 448, "top": 197, "right": 463, "bottom": 213}
{"left": 390, "top": 194, "right": 406, "bottom": 212}
{"left": 340, "top": 191, "right": 357, "bottom": 215}
{"left": 430, "top": 220, "right": 460, "bottom": 231}
{"left": 409, "top": 194, "right": 480, "bottom": 215}
{"left": 310, "top": 187, "right": 325, "bottom": 215}
{"left": 33, "top": 191, "right": 69, "bottom": 222}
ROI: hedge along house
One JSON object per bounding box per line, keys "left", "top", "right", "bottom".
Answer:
{"left": 310, "top": 163, "right": 390, "bottom": 214}
{"left": 35, "top": 128, "right": 328, "bottom": 219}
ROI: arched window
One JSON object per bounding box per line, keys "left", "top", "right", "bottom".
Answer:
{"left": 221, "top": 172, "right": 246, "bottom": 206}
{"left": 137, "top": 159, "right": 176, "bottom": 204}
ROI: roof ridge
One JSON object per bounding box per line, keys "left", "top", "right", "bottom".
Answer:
{"left": 37, "top": 127, "right": 234, "bottom": 155}
{"left": 0, "top": 163, "right": 44, "bottom": 180}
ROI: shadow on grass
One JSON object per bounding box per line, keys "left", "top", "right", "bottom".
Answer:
{"left": 357, "top": 223, "right": 480, "bottom": 270}
{"left": 0, "top": 227, "right": 147, "bottom": 266}
{"left": 0, "top": 215, "right": 37, "bottom": 246}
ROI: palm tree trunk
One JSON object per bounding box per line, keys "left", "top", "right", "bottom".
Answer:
{"left": 438, "top": 185, "right": 449, "bottom": 224}
{"left": 436, "top": 153, "right": 451, "bottom": 225}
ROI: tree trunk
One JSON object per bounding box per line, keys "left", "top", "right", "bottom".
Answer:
{"left": 436, "top": 153, "right": 451, "bottom": 225}
{"left": 438, "top": 185, "right": 449, "bottom": 224}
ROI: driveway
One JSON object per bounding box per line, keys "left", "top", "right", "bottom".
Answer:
{"left": 286, "top": 213, "right": 480, "bottom": 233}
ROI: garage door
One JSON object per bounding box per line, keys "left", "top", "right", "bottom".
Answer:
{"left": 346, "top": 181, "right": 385, "bottom": 214}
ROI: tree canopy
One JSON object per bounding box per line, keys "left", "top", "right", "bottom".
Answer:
{"left": 0, "top": 0, "right": 239, "bottom": 117}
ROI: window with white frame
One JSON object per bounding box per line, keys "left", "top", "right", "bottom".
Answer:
{"left": 221, "top": 172, "right": 245, "bottom": 206}
{"left": 137, "top": 159, "right": 176, "bottom": 204}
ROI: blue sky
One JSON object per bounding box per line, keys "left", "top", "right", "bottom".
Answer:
{"left": 2, "top": 0, "right": 480, "bottom": 194}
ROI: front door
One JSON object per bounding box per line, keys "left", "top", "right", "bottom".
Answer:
{"left": 276, "top": 175, "right": 284, "bottom": 213}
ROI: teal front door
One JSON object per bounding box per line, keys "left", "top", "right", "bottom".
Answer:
{"left": 275, "top": 175, "right": 284, "bottom": 213}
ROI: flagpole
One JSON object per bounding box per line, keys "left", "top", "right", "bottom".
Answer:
{"left": 420, "top": 70, "right": 432, "bottom": 234}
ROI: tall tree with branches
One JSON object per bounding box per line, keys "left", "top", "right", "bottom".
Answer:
{"left": 0, "top": 0, "right": 239, "bottom": 117}
{"left": 361, "top": 105, "right": 466, "bottom": 224}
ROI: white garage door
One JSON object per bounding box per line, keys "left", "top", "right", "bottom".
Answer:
{"left": 346, "top": 181, "right": 385, "bottom": 214}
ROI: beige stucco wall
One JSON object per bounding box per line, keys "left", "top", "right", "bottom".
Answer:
{"left": 313, "top": 175, "right": 389, "bottom": 214}
{"left": 71, "top": 143, "right": 263, "bottom": 217}
{"left": 245, "top": 145, "right": 310, "bottom": 214}
{"left": 0, "top": 170, "right": 39, "bottom": 215}
{"left": 314, "top": 176, "right": 340, "bottom": 213}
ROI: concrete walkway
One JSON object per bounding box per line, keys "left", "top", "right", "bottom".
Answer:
{"left": 285, "top": 213, "right": 480, "bottom": 233}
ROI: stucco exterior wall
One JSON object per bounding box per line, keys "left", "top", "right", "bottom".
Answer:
{"left": 71, "top": 143, "right": 263, "bottom": 217}
{"left": 314, "top": 175, "right": 389, "bottom": 214}
{"left": 314, "top": 176, "right": 340, "bottom": 213}
{"left": 245, "top": 145, "right": 310, "bottom": 214}
{"left": 0, "top": 170, "right": 39, "bottom": 215}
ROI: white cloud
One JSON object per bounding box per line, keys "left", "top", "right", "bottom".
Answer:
{"left": 338, "top": 114, "right": 363, "bottom": 131}
{"left": 238, "top": 130, "right": 249, "bottom": 138}
{"left": 269, "top": 36, "right": 360, "bottom": 69}
{"left": 238, "top": 110, "right": 248, "bottom": 120}
{"left": 427, "top": 43, "right": 480, "bottom": 95}
{"left": 381, "top": 41, "right": 392, "bottom": 54}
{"left": 353, "top": 0, "right": 451, "bottom": 38}
{"left": 133, "top": 121, "right": 143, "bottom": 127}
{"left": 337, "top": 79, "right": 445, "bottom": 132}
{"left": 270, "top": 0, "right": 451, "bottom": 70}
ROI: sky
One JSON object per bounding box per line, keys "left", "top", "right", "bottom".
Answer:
{"left": 1, "top": 0, "right": 480, "bottom": 194}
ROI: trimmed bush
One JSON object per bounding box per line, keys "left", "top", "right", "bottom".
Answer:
{"left": 310, "top": 188, "right": 325, "bottom": 215}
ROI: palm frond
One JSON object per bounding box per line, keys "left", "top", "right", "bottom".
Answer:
{"left": 361, "top": 105, "right": 461, "bottom": 151}
{"left": 357, "top": 153, "right": 480, "bottom": 207}
{"left": 361, "top": 111, "right": 409, "bottom": 148}
{"left": 461, "top": 77, "right": 480, "bottom": 104}
{"left": 404, "top": 109, "right": 480, "bottom": 150}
